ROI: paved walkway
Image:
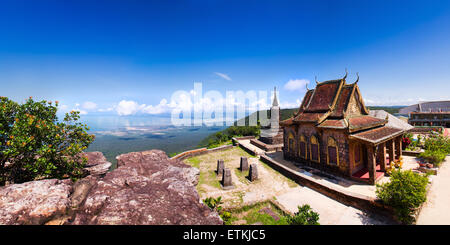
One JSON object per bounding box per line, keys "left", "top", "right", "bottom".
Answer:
{"left": 237, "top": 139, "right": 266, "bottom": 155}
{"left": 275, "top": 186, "right": 394, "bottom": 225}
{"left": 417, "top": 157, "right": 450, "bottom": 225}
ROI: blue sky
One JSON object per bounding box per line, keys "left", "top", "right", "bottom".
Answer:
{"left": 1, "top": 0, "right": 450, "bottom": 116}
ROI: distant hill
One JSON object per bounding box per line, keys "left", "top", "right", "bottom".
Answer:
{"left": 367, "top": 106, "right": 402, "bottom": 115}
{"left": 234, "top": 108, "right": 298, "bottom": 127}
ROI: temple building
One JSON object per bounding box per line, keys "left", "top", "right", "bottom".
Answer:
{"left": 280, "top": 73, "right": 409, "bottom": 184}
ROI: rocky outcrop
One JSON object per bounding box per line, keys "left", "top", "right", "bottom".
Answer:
{"left": 0, "top": 179, "right": 73, "bottom": 225}
{"left": 82, "top": 151, "right": 112, "bottom": 176}
{"left": 0, "top": 150, "right": 222, "bottom": 225}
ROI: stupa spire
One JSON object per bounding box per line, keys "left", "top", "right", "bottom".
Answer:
{"left": 272, "top": 87, "right": 279, "bottom": 107}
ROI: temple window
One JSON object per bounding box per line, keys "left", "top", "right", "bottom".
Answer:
{"left": 353, "top": 143, "right": 364, "bottom": 168}
{"left": 327, "top": 137, "right": 339, "bottom": 165}
{"left": 310, "top": 135, "right": 320, "bottom": 162}
{"left": 299, "top": 134, "right": 307, "bottom": 159}
{"left": 288, "top": 132, "right": 295, "bottom": 153}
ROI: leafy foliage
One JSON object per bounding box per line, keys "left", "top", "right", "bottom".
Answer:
{"left": 0, "top": 97, "right": 95, "bottom": 185}
{"left": 419, "top": 150, "right": 447, "bottom": 166}
{"left": 287, "top": 204, "right": 320, "bottom": 225}
{"left": 376, "top": 170, "right": 428, "bottom": 224}
{"left": 203, "top": 196, "right": 231, "bottom": 223}
{"left": 199, "top": 125, "right": 261, "bottom": 149}
{"left": 419, "top": 132, "right": 450, "bottom": 167}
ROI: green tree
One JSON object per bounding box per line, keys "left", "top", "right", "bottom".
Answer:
{"left": 0, "top": 97, "right": 95, "bottom": 185}
{"left": 287, "top": 204, "right": 320, "bottom": 225}
{"left": 376, "top": 170, "right": 428, "bottom": 224}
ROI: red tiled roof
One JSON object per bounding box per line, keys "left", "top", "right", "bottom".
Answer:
{"left": 280, "top": 117, "right": 294, "bottom": 126}
{"left": 317, "top": 119, "right": 346, "bottom": 129}
{"left": 348, "top": 115, "right": 386, "bottom": 131}
{"left": 298, "top": 90, "right": 314, "bottom": 113}
{"left": 293, "top": 112, "right": 326, "bottom": 123}
{"left": 350, "top": 126, "right": 403, "bottom": 144}
{"left": 305, "top": 80, "right": 342, "bottom": 112}
{"left": 329, "top": 85, "right": 354, "bottom": 118}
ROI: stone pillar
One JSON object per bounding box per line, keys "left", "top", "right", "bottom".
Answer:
{"left": 378, "top": 142, "right": 387, "bottom": 171}
{"left": 395, "top": 137, "right": 402, "bottom": 161}
{"left": 367, "top": 145, "right": 377, "bottom": 185}
{"left": 248, "top": 164, "right": 258, "bottom": 181}
{"left": 388, "top": 140, "right": 395, "bottom": 165}
{"left": 216, "top": 159, "right": 224, "bottom": 176}
{"left": 240, "top": 157, "right": 249, "bottom": 171}
{"left": 222, "top": 168, "right": 233, "bottom": 189}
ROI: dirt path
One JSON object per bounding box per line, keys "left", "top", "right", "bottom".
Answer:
{"left": 417, "top": 157, "right": 450, "bottom": 225}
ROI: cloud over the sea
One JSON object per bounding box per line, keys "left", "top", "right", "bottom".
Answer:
{"left": 283, "top": 79, "right": 309, "bottom": 92}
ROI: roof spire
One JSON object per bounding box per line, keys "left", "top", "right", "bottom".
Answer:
{"left": 354, "top": 72, "right": 359, "bottom": 84}
{"left": 272, "top": 86, "right": 279, "bottom": 107}
{"left": 343, "top": 68, "right": 348, "bottom": 80}
{"left": 315, "top": 76, "right": 319, "bottom": 85}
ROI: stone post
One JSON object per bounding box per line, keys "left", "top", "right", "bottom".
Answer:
{"left": 240, "top": 157, "right": 249, "bottom": 171}
{"left": 248, "top": 164, "right": 258, "bottom": 181}
{"left": 367, "top": 145, "right": 377, "bottom": 185}
{"left": 216, "top": 159, "right": 224, "bottom": 176}
{"left": 221, "top": 168, "right": 233, "bottom": 189}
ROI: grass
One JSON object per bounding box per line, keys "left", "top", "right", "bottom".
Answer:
{"left": 185, "top": 156, "right": 221, "bottom": 194}
{"left": 234, "top": 168, "right": 250, "bottom": 184}
{"left": 225, "top": 201, "right": 289, "bottom": 225}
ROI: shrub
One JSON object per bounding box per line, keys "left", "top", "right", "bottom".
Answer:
{"left": 402, "top": 133, "right": 413, "bottom": 150}
{"left": 424, "top": 134, "right": 450, "bottom": 154}
{"left": 376, "top": 170, "right": 428, "bottom": 224}
{"left": 287, "top": 204, "right": 320, "bottom": 225}
{"left": 0, "top": 97, "right": 95, "bottom": 185}
{"left": 199, "top": 125, "right": 261, "bottom": 149}
{"left": 419, "top": 150, "right": 446, "bottom": 167}
{"left": 203, "top": 196, "right": 231, "bottom": 223}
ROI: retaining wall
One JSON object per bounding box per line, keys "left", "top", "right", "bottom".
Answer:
{"left": 170, "top": 144, "right": 234, "bottom": 161}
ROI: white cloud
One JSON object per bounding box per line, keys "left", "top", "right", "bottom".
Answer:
{"left": 283, "top": 79, "right": 309, "bottom": 92}
{"left": 59, "top": 104, "right": 69, "bottom": 112}
{"left": 141, "top": 99, "right": 171, "bottom": 115}
{"left": 214, "top": 72, "right": 232, "bottom": 81}
{"left": 280, "top": 99, "right": 301, "bottom": 109}
{"left": 82, "top": 101, "right": 98, "bottom": 110}
{"left": 98, "top": 107, "right": 114, "bottom": 112}
{"left": 73, "top": 108, "right": 88, "bottom": 115}
{"left": 116, "top": 100, "right": 145, "bottom": 116}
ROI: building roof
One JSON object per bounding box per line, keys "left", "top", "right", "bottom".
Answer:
{"left": 329, "top": 84, "right": 354, "bottom": 118}
{"left": 317, "top": 119, "right": 347, "bottom": 129}
{"left": 369, "top": 110, "right": 414, "bottom": 131}
{"left": 399, "top": 101, "right": 450, "bottom": 114}
{"left": 287, "top": 75, "right": 372, "bottom": 126}
{"left": 350, "top": 126, "right": 404, "bottom": 145}
{"left": 304, "top": 80, "right": 342, "bottom": 112}
{"left": 348, "top": 115, "right": 387, "bottom": 132}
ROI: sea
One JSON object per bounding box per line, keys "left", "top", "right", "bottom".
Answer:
{"left": 79, "top": 114, "right": 227, "bottom": 167}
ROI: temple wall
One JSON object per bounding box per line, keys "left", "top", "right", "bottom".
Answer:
{"left": 283, "top": 124, "right": 351, "bottom": 178}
